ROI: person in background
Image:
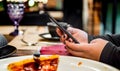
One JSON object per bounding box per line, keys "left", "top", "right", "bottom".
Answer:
{"left": 56, "top": 27, "right": 120, "bottom": 69}
{"left": 62, "top": 0, "right": 83, "bottom": 29}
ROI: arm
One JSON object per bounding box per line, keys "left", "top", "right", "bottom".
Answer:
{"left": 89, "top": 34, "right": 120, "bottom": 69}
{"left": 88, "top": 34, "right": 120, "bottom": 46}
{"left": 56, "top": 27, "right": 120, "bottom": 69}
{"left": 100, "top": 42, "right": 120, "bottom": 69}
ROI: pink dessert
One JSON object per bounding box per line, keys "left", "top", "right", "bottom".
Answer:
{"left": 40, "top": 44, "right": 70, "bottom": 55}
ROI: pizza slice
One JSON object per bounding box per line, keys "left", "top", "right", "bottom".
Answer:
{"left": 7, "top": 55, "right": 59, "bottom": 71}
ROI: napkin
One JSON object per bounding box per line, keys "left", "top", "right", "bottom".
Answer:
{"left": 40, "top": 44, "right": 70, "bottom": 55}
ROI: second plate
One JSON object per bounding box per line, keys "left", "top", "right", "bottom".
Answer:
{"left": 39, "top": 33, "right": 60, "bottom": 41}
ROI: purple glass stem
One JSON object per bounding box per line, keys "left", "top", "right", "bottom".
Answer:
{"left": 14, "top": 20, "right": 19, "bottom": 31}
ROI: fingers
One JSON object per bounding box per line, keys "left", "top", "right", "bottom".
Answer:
{"left": 64, "top": 38, "right": 108, "bottom": 61}
{"left": 67, "top": 27, "right": 79, "bottom": 34}
{"left": 66, "top": 48, "right": 85, "bottom": 57}
{"left": 65, "top": 40, "right": 91, "bottom": 52}
{"left": 65, "top": 44, "right": 89, "bottom": 58}
{"left": 67, "top": 27, "right": 74, "bottom": 34}
{"left": 56, "top": 28, "right": 71, "bottom": 44}
{"left": 56, "top": 28, "right": 63, "bottom": 37}
{"left": 60, "top": 34, "right": 67, "bottom": 44}
{"left": 64, "top": 41, "right": 95, "bottom": 59}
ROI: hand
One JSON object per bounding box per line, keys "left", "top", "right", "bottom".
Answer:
{"left": 65, "top": 38, "right": 109, "bottom": 61}
{"left": 56, "top": 27, "right": 88, "bottom": 43}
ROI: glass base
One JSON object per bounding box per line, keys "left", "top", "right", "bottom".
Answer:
{"left": 9, "top": 30, "right": 19, "bottom": 36}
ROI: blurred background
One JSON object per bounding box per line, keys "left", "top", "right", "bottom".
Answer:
{"left": 0, "top": 0, "right": 120, "bottom": 35}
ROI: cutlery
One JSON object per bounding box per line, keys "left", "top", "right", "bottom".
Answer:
{"left": 21, "top": 39, "right": 38, "bottom": 46}
{"left": 20, "top": 28, "right": 38, "bottom": 46}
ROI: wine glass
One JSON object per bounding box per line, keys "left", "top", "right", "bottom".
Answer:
{"left": 7, "top": 3, "right": 25, "bottom": 36}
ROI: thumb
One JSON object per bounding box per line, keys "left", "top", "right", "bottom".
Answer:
{"left": 67, "top": 27, "right": 76, "bottom": 34}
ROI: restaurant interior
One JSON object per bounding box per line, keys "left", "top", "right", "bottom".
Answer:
{"left": 0, "top": 0, "right": 120, "bottom": 35}
{"left": 0, "top": 0, "right": 120, "bottom": 70}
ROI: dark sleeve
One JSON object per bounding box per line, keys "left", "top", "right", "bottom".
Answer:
{"left": 88, "top": 34, "right": 120, "bottom": 69}
{"left": 88, "top": 34, "right": 120, "bottom": 46}
{"left": 100, "top": 42, "right": 120, "bottom": 69}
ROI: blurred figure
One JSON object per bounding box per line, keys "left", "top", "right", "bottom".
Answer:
{"left": 62, "top": 0, "right": 83, "bottom": 29}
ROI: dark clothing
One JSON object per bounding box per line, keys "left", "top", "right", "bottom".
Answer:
{"left": 88, "top": 34, "right": 120, "bottom": 69}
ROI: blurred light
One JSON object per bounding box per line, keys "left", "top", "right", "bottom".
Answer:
{"left": 34, "top": 0, "right": 48, "bottom": 4}
{"left": 28, "top": 0, "right": 35, "bottom": 7}
{"left": 42, "top": 0, "right": 48, "bottom": 4}
{"left": 34, "top": 0, "right": 38, "bottom": 2}
{"left": 7, "top": 0, "right": 27, "bottom": 2}
{"left": 0, "top": 0, "right": 2, "bottom": 2}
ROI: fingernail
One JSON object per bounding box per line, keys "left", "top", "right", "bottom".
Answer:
{"left": 63, "top": 35, "right": 65, "bottom": 38}
{"left": 69, "top": 38, "right": 74, "bottom": 42}
{"left": 64, "top": 46, "right": 67, "bottom": 49}
{"left": 61, "top": 35, "right": 65, "bottom": 39}
{"left": 68, "top": 39, "right": 72, "bottom": 42}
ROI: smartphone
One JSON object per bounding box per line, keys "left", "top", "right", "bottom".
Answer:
{"left": 48, "top": 15, "right": 79, "bottom": 43}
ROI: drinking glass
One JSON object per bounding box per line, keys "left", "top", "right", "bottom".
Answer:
{"left": 7, "top": 3, "right": 25, "bottom": 36}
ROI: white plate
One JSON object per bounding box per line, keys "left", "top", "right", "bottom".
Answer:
{"left": 0, "top": 55, "right": 119, "bottom": 71}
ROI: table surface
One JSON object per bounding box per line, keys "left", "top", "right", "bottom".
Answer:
{"left": 0, "top": 26, "right": 120, "bottom": 71}
{"left": 0, "top": 25, "right": 62, "bottom": 57}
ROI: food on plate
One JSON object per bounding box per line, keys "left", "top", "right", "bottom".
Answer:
{"left": 7, "top": 55, "right": 59, "bottom": 71}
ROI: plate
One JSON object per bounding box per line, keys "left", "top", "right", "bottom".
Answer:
{"left": 0, "top": 55, "right": 119, "bottom": 71}
{"left": 39, "top": 33, "right": 60, "bottom": 40}
{"left": 0, "top": 45, "right": 17, "bottom": 59}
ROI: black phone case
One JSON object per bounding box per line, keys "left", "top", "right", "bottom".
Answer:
{"left": 47, "top": 13, "right": 79, "bottom": 43}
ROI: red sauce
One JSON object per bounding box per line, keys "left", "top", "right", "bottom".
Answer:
{"left": 23, "top": 59, "right": 58, "bottom": 71}
{"left": 23, "top": 62, "right": 41, "bottom": 71}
